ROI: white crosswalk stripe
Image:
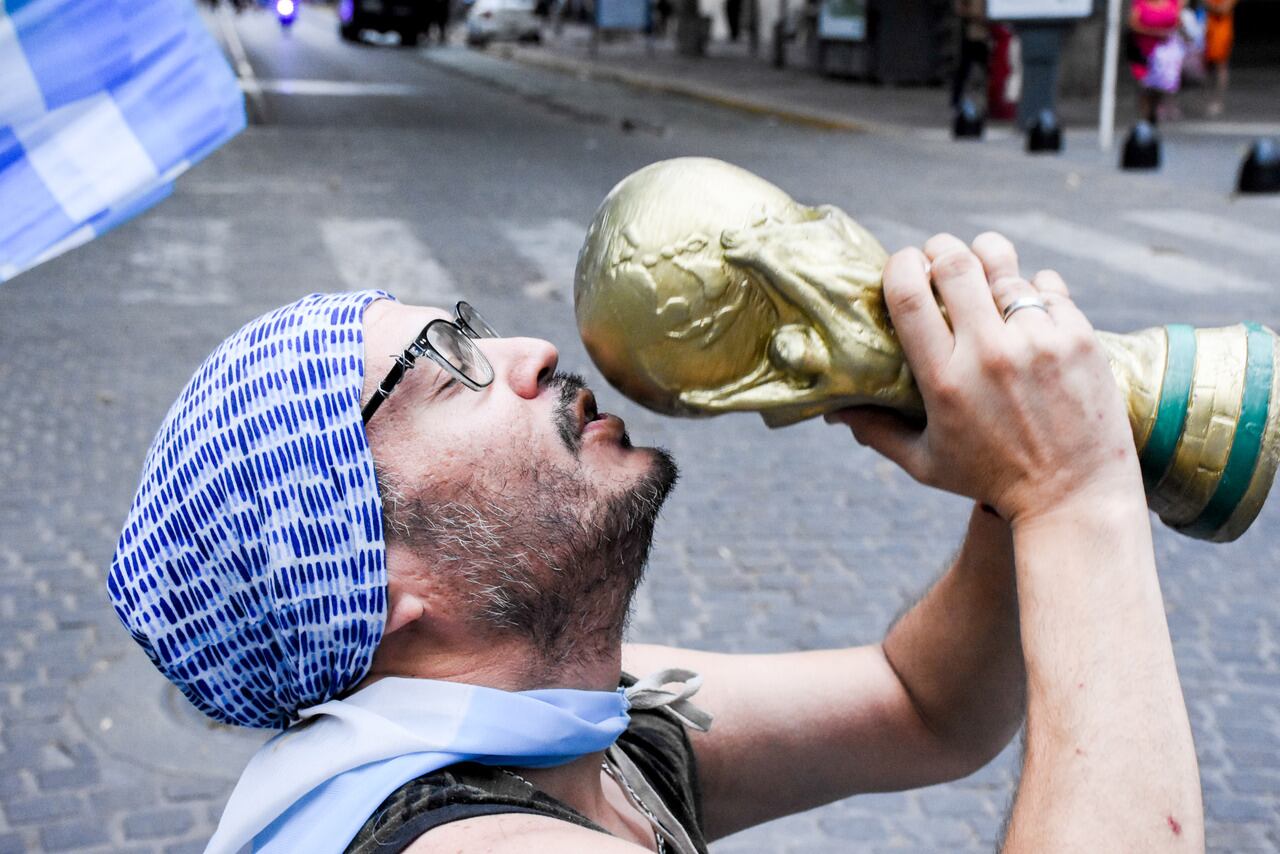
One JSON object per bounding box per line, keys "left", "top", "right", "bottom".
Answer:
{"left": 119, "top": 217, "right": 235, "bottom": 306}
{"left": 500, "top": 218, "right": 586, "bottom": 302}
{"left": 1122, "top": 209, "right": 1280, "bottom": 260}
{"left": 253, "top": 80, "right": 424, "bottom": 97}
{"left": 973, "top": 210, "right": 1268, "bottom": 295}
{"left": 320, "top": 218, "right": 458, "bottom": 304}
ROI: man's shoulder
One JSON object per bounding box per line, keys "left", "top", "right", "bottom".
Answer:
{"left": 405, "top": 813, "right": 648, "bottom": 853}
{"left": 345, "top": 761, "right": 602, "bottom": 853}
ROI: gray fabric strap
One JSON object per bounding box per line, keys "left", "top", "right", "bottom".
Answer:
{"left": 606, "top": 745, "right": 702, "bottom": 854}
{"left": 623, "top": 668, "right": 714, "bottom": 733}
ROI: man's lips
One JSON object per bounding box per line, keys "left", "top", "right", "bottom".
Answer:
{"left": 575, "top": 388, "right": 599, "bottom": 434}
{"left": 584, "top": 412, "right": 625, "bottom": 440}
{"left": 575, "top": 388, "right": 624, "bottom": 440}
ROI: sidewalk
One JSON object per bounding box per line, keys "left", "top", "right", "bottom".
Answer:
{"left": 486, "top": 24, "right": 1280, "bottom": 138}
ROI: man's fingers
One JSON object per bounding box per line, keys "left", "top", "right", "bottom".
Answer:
{"left": 923, "top": 233, "right": 1003, "bottom": 337}
{"left": 971, "top": 232, "right": 1021, "bottom": 283}
{"left": 882, "top": 248, "right": 952, "bottom": 372}
{"left": 826, "top": 407, "right": 930, "bottom": 483}
{"left": 971, "top": 231, "right": 1053, "bottom": 328}
{"left": 990, "top": 275, "right": 1053, "bottom": 330}
{"left": 1031, "top": 268, "right": 1070, "bottom": 298}
{"left": 1030, "top": 269, "right": 1089, "bottom": 330}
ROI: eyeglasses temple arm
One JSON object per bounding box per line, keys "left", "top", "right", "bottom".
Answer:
{"left": 361, "top": 352, "right": 416, "bottom": 424}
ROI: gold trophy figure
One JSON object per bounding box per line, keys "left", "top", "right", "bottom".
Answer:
{"left": 574, "top": 158, "right": 1279, "bottom": 543}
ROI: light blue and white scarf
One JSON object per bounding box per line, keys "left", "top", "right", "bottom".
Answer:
{"left": 1, "top": 0, "right": 245, "bottom": 281}
{"left": 207, "top": 671, "right": 712, "bottom": 854}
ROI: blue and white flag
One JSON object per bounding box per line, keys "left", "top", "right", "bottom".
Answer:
{"left": 1, "top": 0, "right": 245, "bottom": 282}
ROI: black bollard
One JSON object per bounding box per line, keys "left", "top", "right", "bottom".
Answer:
{"left": 1026, "top": 109, "right": 1062, "bottom": 153}
{"left": 1237, "top": 138, "right": 1280, "bottom": 194}
{"left": 1122, "top": 121, "right": 1161, "bottom": 170}
{"left": 952, "top": 98, "right": 984, "bottom": 140}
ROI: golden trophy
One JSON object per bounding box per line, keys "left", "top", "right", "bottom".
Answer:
{"left": 574, "top": 158, "right": 1278, "bottom": 543}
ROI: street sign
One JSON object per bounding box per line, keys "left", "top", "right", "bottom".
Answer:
{"left": 987, "top": 0, "right": 1091, "bottom": 19}
{"left": 817, "top": 0, "right": 867, "bottom": 41}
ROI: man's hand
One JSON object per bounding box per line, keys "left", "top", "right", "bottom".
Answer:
{"left": 837, "top": 233, "right": 1203, "bottom": 852}
{"left": 829, "top": 232, "right": 1143, "bottom": 524}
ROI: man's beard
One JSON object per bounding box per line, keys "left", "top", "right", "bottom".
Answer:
{"left": 378, "top": 380, "right": 678, "bottom": 669}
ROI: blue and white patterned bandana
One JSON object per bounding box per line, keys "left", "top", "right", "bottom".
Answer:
{"left": 108, "top": 290, "right": 393, "bottom": 729}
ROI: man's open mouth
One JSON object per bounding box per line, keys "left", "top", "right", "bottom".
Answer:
{"left": 574, "top": 387, "right": 629, "bottom": 447}
{"left": 576, "top": 388, "right": 603, "bottom": 436}
{"left": 552, "top": 373, "right": 630, "bottom": 454}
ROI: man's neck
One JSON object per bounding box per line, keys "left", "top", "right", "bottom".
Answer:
{"left": 463, "top": 646, "right": 659, "bottom": 847}
{"left": 362, "top": 573, "right": 656, "bottom": 847}
{"left": 366, "top": 630, "right": 624, "bottom": 693}
{"left": 363, "top": 632, "right": 658, "bottom": 846}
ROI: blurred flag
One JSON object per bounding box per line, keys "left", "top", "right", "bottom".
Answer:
{"left": 1, "top": 0, "right": 246, "bottom": 282}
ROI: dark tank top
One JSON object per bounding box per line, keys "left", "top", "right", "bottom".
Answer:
{"left": 345, "top": 698, "right": 708, "bottom": 853}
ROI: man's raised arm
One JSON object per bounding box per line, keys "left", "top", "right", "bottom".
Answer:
{"left": 630, "top": 231, "right": 1203, "bottom": 850}
{"left": 626, "top": 495, "right": 1026, "bottom": 840}
{"left": 842, "top": 232, "right": 1203, "bottom": 850}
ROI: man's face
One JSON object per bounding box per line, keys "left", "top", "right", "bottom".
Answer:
{"left": 362, "top": 299, "right": 677, "bottom": 665}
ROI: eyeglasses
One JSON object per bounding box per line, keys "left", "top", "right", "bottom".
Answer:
{"left": 362, "top": 301, "right": 499, "bottom": 425}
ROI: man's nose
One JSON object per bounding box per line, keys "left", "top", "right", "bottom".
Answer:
{"left": 483, "top": 337, "right": 559, "bottom": 399}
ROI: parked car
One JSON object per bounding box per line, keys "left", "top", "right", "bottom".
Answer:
{"left": 465, "top": 0, "right": 541, "bottom": 46}
{"left": 338, "top": 0, "right": 443, "bottom": 46}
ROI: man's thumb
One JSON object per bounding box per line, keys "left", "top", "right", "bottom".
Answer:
{"left": 825, "top": 407, "right": 927, "bottom": 481}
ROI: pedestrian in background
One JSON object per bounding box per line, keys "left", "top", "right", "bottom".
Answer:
{"left": 1178, "top": 3, "right": 1206, "bottom": 86}
{"left": 950, "top": 0, "right": 990, "bottom": 109}
{"left": 724, "top": 0, "right": 743, "bottom": 41}
{"left": 1203, "top": 0, "right": 1236, "bottom": 116}
{"left": 1160, "top": 4, "right": 1206, "bottom": 121}
{"left": 652, "top": 0, "right": 673, "bottom": 36}
{"left": 1127, "top": 0, "right": 1184, "bottom": 123}
{"left": 427, "top": 0, "right": 451, "bottom": 44}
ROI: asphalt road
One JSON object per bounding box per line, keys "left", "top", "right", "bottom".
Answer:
{"left": 0, "top": 4, "right": 1277, "bottom": 852}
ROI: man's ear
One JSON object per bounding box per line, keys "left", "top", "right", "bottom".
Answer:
{"left": 384, "top": 580, "right": 428, "bottom": 636}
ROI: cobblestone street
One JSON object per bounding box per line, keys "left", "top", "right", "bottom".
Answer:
{"left": 0, "top": 7, "right": 1278, "bottom": 851}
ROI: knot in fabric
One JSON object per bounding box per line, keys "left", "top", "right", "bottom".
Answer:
{"left": 624, "top": 668, "right": 714, "bottom": 732}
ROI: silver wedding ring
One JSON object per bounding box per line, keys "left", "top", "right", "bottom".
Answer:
{"left": 1001, "top": 295, "right": 1049, "bottom": 323}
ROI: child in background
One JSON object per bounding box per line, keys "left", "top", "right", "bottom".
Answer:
{"left": 1128, "top": 0, "right": 1184, "bottom": 123}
